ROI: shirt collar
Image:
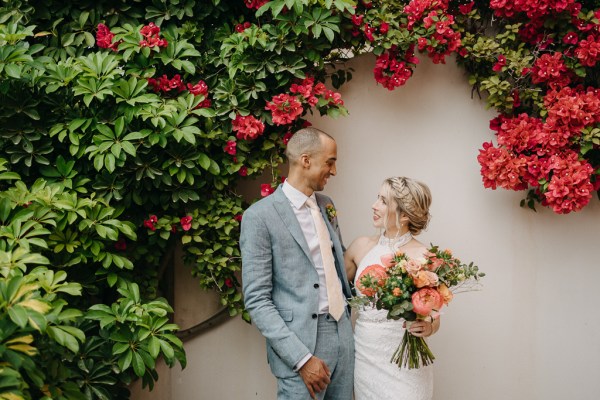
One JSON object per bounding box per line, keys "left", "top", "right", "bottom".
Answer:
{"left": 282, "top": 181, "right": 317, "bottom": 210}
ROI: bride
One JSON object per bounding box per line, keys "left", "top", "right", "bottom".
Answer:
{"left": 345, "top": 176, "right": 440, "bottom": 400}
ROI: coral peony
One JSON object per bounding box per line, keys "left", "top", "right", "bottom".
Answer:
{"left": 411, "top": 287, "right": 444, "bottom": 316}
{"left": 356, "top": 264, "right": 387, "bottom": 297}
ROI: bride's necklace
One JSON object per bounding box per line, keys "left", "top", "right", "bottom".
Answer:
{"left": 379, "top": 231, "right": 413, "bottom": 252}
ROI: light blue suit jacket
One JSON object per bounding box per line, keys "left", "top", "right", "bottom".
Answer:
{"left": 241, "top": 186, "right": 352, "bottom": 378}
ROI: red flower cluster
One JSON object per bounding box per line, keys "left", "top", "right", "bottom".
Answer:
{"left": 265, "top": 93, "right": 304, "bottom": 125}
{"left": 261, "top": 183, "right": 275, "bottom": 197}
{"left": 544, "top": 86, "right": 600, "bottom": 144}
{"left": 492, "top": 55, "right": 507, "bottom": 72}
{"left": 404, "top": 0, "right": 441, "bottom": 31}
{"left": 148, "top": 74, "right": 185, "bottom": 93}
{"left": 479, "top": 86, "right": 600, "bottom": 213}
{"left": 235, "top": 22, "right": 252, "bottom": 33}
{"left": 147, "top": 76, "right": 211, "bottom": 106}
{"left": 575, "top": 34, "right": 600, "bottom": 67}
{"left": 529, "top": 52, "right": 571, "bottom": 87}
{"left": 351, "top": 12, "right": 387, "bottom": 42}
{"left": 96, "top": 24, "right": 120, "bottom": 51}
{"left": 140, "top": 22, "right": 168, "bottom": 48}
{"left": 490, "top": 0, "right": 578, "bottom": 19}
{"left": 232, "top": 115, "right": 265, "bottom": 140}
{"left": 187, "top": 81, "right": 211, "bottom": 108}
{"left": 244, "top": 0, "right": 268, "bottom": 10}
{"left": 373, "top": 48, "right": 415, "bottom": 90}
{"left": 114, "top": 238, "right": 127, "bottom": 251}
{"left": 458, "top": 1, "right": 475, "bottom": 15}
{"left": 224, "top": 140, "right": 237, "bottom": 155}
{"left": 180, "top": 215, "right": 193, "bottom": 231}
{"left": 144, "top": 215, "right": 158, "bottom": 231}
{"left": 541, "top": 151, "right": 594, "bottom": 213}
{"left": 419, "top": 8, "right": 462, "bottom": 64}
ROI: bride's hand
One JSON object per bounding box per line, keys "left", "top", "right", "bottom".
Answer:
{"left": 405, "top": 320, "right": 435, "bottom": 337}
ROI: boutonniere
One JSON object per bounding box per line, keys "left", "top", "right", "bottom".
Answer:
{"left": 325, "top": 203, "right": 337, "bottom": 224}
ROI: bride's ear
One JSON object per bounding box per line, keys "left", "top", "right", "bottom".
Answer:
{"left": 399, "top": 214, "right": 410, "bottom": 226}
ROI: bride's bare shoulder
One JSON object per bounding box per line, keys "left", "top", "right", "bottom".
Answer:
{"left": 348, "top": 235, "right": 378, "bottom": 251}
{"left": 402, "top": 239, "right": 428, "bottom": 259}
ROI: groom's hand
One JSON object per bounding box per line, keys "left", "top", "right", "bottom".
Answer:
{"left": 299, "top": 356, "right": 331, "bottom": 399}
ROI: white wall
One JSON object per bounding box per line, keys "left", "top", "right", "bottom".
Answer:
{"left": 146, "top": 53, "right": 600, "bottom": 400}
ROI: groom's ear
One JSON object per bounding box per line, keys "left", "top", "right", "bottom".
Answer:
{"left": 300, "top": 153, "right": 311, "bottom": 168}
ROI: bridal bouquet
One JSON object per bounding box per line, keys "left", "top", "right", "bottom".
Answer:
{"left": 349, "top": 245, "right": 484, "bottom": 369}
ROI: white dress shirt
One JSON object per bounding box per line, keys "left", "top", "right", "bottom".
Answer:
{"left": 281, "top": 181, "right": 344, "bottom": 371}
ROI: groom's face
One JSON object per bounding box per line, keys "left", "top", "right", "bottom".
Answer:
{"left": 306, "top": 136, "right": 337, "bottom": 192}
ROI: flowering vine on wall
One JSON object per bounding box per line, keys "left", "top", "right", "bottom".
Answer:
{"left": 1, "top": 1, "right": 600, "bottom": 396}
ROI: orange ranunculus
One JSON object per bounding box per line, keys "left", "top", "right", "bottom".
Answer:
{"left": 413, "top": 270, "right": 439, "bottom": 288}
{"left": 438, "top": 283, "right": 454, "bottom": 304}
{"left": 380, "top": 253, "right": 395, "bottom": 268}
{"left": 412, "top": 287, "right": 444, "bottom": 316}
{"left": 392, "top": 287, "right": 402, "bottom": 297}
{"left": 356, "top": 264, "right": 387, "bottom": 297}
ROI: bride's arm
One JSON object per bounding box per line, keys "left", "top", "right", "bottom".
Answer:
{"left": 344, "top": 236, "right": 375, "bottom": 282}
{"left": 343, "top": 241, "right": 359, "bottom": 282}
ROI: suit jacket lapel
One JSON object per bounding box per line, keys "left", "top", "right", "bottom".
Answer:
{"left": 272, "top": 187, "right": 313, "bottom": 265}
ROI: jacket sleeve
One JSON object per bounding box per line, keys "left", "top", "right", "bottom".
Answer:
{"left": 240, "top": 207, "right": 310, "bottom": 370}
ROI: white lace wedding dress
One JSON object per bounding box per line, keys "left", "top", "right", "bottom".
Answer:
{"left": 353, "top": 234, "right": 433, "bottom": 400}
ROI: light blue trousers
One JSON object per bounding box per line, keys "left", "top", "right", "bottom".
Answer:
{"left": 277, "top": 312, "right": 354, "bottom": 400}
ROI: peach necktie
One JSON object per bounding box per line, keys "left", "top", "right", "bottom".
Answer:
{"left": 306, "top": 198, "right": 345, "bottom": 321}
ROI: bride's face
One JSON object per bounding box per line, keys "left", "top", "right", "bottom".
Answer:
{"left": 372, "top": 186, "right": 398, "bottom": 232}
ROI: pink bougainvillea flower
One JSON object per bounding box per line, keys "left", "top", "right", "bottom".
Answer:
{"left": 379, "top": 22, "right": 390, "bottom": 34}
{"left": 225, "top": 278, "right": 233, "bottom": 288}
{"left": 224, "top": 140, "right": 237, "bottom": 155}
{"left": 96, "top": 24, "right": 120, "bottom": 51}
{"left": 265, "top": 94, "right": 303, "bottom": 125}
{"left": 412, "top": 287, "right": 444, "bottom": 316}
{"left": 282, "top": 131, "right": 294, "bottom": 145}
{"left": 352, "top": 14, "right": 364, "bottom": 26}
{"left": 232, "top": 114, "right": 265, "bottom": 140}
{"left": 238, "top": 166, "right": 248, "bottom": 177}
{"left": 180, "top": 215, "right": 193, "bottom": 231}
{"left": 459, "top": 1, "right": 475, "bottom": 14}
{"left": 492, "top": 54, "right": 506, "bottom": 72}
{"left": 143, "top": 215, "right": 158, "bottom": 231}
{"left": 261, "top": 184, "right": 275, "bottom": 197}
{"left": 114, "top": 238, "right": 127, "bottom": 251}
{"left": 234, "top": 214, "right": 243, "bottom": 222}
{"left": 244, "top": 0, "right": 268, "bottom": 9}
{"left": 140, "top": 22, "right": 168, "bottom": 48}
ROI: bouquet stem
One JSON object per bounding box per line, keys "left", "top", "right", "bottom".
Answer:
{"left": 391, "top": 330, "right": 435, "bottom": 369}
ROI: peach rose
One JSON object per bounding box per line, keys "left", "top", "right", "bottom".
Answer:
{"left": 413, "top": 270, "right": 439, "bottom": 288}
{"left": 404, "top": 258, "right": 423, "bottom": 276}
{"left": 380, "top": 253, "right": 396, "bottom": 268}
{"left": 412, "top": 287, "right": 444, "bottom": 316}
{"left": 356, "top": 264, "right": 387, "bottom": 297}
{"left": 438, "top": 283, "right": 454, "bottom": 304}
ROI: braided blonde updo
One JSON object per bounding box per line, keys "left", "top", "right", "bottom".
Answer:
{"left": 383, "top": 177, "right": 432, "bottom": 235}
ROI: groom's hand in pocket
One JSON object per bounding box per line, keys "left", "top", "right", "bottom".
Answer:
{"left": 299, "top": 356, "right": 331, "bottom": 399}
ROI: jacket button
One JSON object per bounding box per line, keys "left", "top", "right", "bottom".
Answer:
{"left": 313, "top": 283, "right": 319, "bottom": 288}
{"left": 312, "top": 314, "right": 317, "bottom": 319}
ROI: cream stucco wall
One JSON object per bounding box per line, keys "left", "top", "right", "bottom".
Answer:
{"left": 133, "top": 54, "right": 600, "bottom": 400}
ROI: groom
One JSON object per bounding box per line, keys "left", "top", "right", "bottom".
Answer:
{"left": 241, "top": 127, "right": 354, "bottom": 399}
